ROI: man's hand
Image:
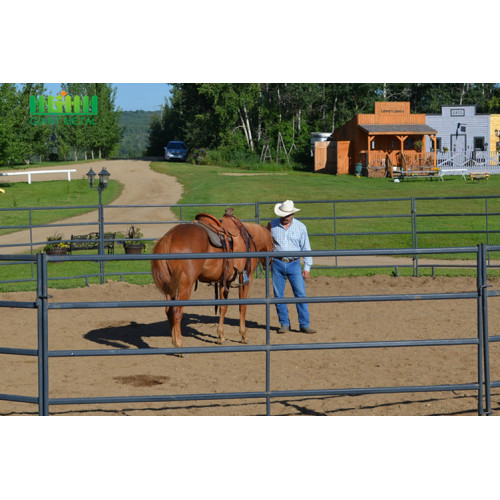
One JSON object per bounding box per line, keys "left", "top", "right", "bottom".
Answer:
{"left": 302, "top": 270, "right": 310, "bottom": 280}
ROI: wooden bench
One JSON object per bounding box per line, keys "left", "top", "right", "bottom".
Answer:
{"left": 470, "top": 172, "right": 489, "bottom": 181}
{"left": 69, "top": 232, "right": 116, "bottom": 254}
{"left": 393, "top": 168, "right": 442, "bottom": 181}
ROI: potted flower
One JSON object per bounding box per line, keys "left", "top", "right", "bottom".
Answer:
{"left": 122, "top": 225, "right": 146, "bottom": 254}
{"left": 44, "top": 233, "right": 69, "bottom": 256}
{"left": 414, "top": 140, "right": 423, "bottom": 152}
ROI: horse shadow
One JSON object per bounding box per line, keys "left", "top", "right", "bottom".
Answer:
{"left": 84, "top": 313, "right": 265, "bottom": 350}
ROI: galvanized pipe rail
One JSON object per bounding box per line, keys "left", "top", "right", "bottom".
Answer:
{"left": 3, "top": 195, "right": 500, "bottom": 286}
{"left": 0, "top": 245, "right": 498, "bottom": 416}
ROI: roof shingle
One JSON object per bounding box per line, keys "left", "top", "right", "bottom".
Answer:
{"left": 359, "top": 124, "right": 437, "bottom": 134}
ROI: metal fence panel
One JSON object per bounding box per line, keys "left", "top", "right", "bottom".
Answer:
{"left": 0, "top": 245, "right": 498, "bottom": 416}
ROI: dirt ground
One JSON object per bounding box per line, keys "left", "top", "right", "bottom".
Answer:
{"left": 2, "top": 274, "right": 500, "bottom": 416}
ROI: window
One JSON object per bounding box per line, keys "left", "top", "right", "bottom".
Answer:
{"left": 436, "top": 137, "right": 442, "bottom": 151}
{"left": 404, "top": 137, "right": 415, "bottom": 150}
{"left": 474, "top": 137, "right": 485, "bottom": 151}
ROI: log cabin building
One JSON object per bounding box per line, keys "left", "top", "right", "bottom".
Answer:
{"left": 315, "top": 102, "right": 438, "bottom": 177}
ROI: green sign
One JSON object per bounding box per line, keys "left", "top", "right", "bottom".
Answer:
{"left": 30, "top": 91, "right": 98, "bottom": 125}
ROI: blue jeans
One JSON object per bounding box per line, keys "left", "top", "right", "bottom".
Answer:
{"left": 272, "top": 258, "right": 310, "bottom": 328}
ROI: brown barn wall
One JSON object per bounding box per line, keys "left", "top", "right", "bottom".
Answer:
{"left": 327, "top": 102, "right": 430, "bottom": 175}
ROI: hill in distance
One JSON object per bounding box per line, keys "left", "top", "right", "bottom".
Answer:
{"left": 115, "top": 110, "right": 159, "bottom": 158}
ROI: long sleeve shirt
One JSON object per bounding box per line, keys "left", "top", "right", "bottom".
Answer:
{"left": 270, "top": 217, "right": 313, "bottom": 272}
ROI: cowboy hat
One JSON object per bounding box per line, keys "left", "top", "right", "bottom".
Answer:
{"left": 274, "top": 200, "right": 301, "bottom": 217}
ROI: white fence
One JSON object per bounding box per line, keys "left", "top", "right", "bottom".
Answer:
{"left": 0, "top": 169, "right": 77, "bottom": 184}
{"left": 437, "top": 151, "right": 500, "bottom": 174}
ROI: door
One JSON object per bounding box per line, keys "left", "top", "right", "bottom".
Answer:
{"left": 451, "top": 134, "right": 466, "bottom": 152}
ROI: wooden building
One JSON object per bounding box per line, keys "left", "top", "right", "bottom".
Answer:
{"left": 316, "top": 102, "right": 438, "bottom": 177}
{"left": 491, "top": 115, "right": 500, "bottom": 153}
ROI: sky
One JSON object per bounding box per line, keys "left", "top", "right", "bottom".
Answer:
{"left": 40, "top": 83, "right": 172, "bottom": 111}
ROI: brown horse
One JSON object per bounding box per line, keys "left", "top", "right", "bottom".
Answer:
{"left": 152, "top": 214, "right": 274, "bottom": 348}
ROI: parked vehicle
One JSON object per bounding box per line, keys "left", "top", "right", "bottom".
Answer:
{"left": 164, "top": 141, "right": 188, "bottom": 162}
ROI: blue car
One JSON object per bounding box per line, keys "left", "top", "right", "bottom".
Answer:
{"left": 164, "top": 141, "right": 188, "bottom": 162}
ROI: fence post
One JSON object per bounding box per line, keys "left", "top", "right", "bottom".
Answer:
{"left": 411, "top": 198, "right": 418, "bottom": 277}
{"left": 485, "top": 198, "right": 490, "bottom": 265}
{"left": 478, "top": 243, "right": 492, "bottom": 414}
{"left": 333, "top": 201, "right": 338, "bottom": 267}
{"left": 29, "top": 208, "right": 35, "bottom": 279}
{"left": 36, "top": 252, "right": 50, "bottom": 416}
{"left": 265, "top": 255, "right": 271, "bottom": 416}
{"left": 98, "top": 187, "right": 105, "bottom": 285}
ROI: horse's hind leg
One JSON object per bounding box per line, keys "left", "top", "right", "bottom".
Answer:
{"left": 170, "top": 274, "right": 198, "bottom": 349}
{"left": 168, "top": 305, "right": 184, "bottom": 349}
{"left": 162, "top": 292, "right": 184, "bottom": 349}
{"left": 217, "top": 287, "right": 228, "bottom": 345}
{"left": 238, "top": 274, "right": 253, "bottom": 344}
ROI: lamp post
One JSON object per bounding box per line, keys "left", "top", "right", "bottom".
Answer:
{"left": 86, "top": 167, "right": 111, "bottom": 284}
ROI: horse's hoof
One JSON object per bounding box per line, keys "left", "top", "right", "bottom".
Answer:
{"left": 241, "top": 339, "right": 249, "bottom": 344}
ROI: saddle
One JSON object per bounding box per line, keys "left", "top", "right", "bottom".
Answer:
{"left": 193, "top": 212, "right": 255, "bottom": 295}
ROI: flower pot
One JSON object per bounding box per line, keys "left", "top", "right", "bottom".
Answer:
{"left": 124, "top": 244, "right": 144, "bottom": 254}
{"left": 46, "top": 247, "right": 68, "bottom": 256}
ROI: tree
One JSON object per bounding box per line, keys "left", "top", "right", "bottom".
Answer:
{"left": 0, "top": 83, "right": 22, "bottom": 165}
{"left": 58, "top": 83, "right": 122, "bottom": 160}
{"left": 144, "top": 112, "right": 164, "bottom": 156}
{"left": 17, "top": 83, "right": 51, "bottom": 163}
{"left": 93, "top": 83, "right": 122, "bottom": 158}
{"left": 0, "top": 83, "right": 51, "bottom": 165}
{"left": 146, "top": 83, "right": 500, "bottom": 167}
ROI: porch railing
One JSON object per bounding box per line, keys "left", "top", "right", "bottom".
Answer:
{"left": 361, "top": 150, "right": 500, "bottom": 176}
{"left": 360, "top": 151, "right": 436, "bottom": 177}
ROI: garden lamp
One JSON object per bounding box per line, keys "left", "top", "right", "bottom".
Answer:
{"left": 85, "top": 166, "right": 111, "bottom": 284}
{"left": 86, "top": 167, "right": 96, "bottom": 188}
{"left": 98, "top": 167, "right": 111, "bottom": 189}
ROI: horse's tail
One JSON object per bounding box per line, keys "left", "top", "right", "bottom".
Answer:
{"left": 152, "top": 236, "right": 179, "bottom": 298}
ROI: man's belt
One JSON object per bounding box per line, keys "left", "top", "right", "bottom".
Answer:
{"left": 277, "top": 257, "right": 299, "bottom": 263}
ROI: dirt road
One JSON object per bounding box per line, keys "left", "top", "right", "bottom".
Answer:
{"left": 0, "top": 160, "right": 183, "bottom": 252}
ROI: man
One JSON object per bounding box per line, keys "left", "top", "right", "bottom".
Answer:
{"left": 270, "top": 200, "right": 316, "bottom": 334}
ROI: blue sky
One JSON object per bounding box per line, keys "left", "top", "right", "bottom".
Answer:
{"left": 41, "top": 83, "right": 172, "bottom": 111}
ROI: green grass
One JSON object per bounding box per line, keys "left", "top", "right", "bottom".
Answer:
{"left": 151, "top": 162, "right": 500, "bottom": 256}
{"left": 150, "top": 162, "right": 500, "bottom": 205}
{"left": 0, "top": 178, "right": 123, "bottom": 236}
{"left": 0, "top": 242, "right": 155, "bottom": 292}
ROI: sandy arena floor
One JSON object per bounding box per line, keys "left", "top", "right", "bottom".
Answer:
{"left": 1, "top": 275, "right": 500, "bottom": 416}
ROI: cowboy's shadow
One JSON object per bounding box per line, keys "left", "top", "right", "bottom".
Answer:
{"left": 84, "top": 313, "right": 265, "bottom": 349}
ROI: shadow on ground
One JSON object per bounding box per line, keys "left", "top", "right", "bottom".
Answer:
{"left": 84, "top": 313, "right": 265, "bottom": 349}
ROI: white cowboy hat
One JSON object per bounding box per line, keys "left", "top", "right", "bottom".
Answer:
{"left": 274, "top": 200, "right": 301, "bottom": 217}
